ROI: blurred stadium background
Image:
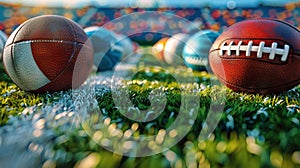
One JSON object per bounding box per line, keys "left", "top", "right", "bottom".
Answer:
{"left": 0, "top": 0, "right": 299, "bottom": 44}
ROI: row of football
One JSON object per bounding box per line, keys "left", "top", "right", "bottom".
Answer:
{"left": 153, "top": 18, "right": 300, "bottom": 94}
{"left": 1, "top": 15, "right": 299, "bottom": 94}
{"left": 0, "top": 15, "right": 140, "bottom": 93}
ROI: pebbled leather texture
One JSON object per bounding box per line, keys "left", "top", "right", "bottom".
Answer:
{"left": 3, "top": 15, "right": 93, "bottom": 93}
{"left": 209, "top": 18, "right": 300, "bottom": 94}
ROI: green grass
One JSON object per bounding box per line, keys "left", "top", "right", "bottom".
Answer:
{"left": 0, "top": 79, "right": 44, "bottom": 125}
{"left": 0, "top": 51, "right": 299, "bottom": 167}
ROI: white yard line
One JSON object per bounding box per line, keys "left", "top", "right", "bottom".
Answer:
{"left": 0, "top": 48, "right": 144, "bottom": 166}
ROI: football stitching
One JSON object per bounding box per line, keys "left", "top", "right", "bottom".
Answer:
{"left": 14, "top": 39, "right": 64, "bottom": 44}
{"left": 184, "top": 56, "right": 208, "bottom": 66}
{"left": 6, "top": 40, "right": 92, "bottom": 91}
{"left": 4, "top": 40, "right": 92, "bottom": 48}
{"left": 65, "top": 19, "right": 78, "bottom": 43}
{"left": 35, "top": 43, "right": 91, "bottom": 92}
{"left": 219, "top": 40, "right": 290, "bottom": 62}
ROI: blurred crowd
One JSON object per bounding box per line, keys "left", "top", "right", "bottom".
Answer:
{"left": 0, "top": 2, "right": 299, "bottom": 43}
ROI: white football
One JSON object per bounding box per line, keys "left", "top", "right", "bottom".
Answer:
{"left": 164, "top": 33, "right": 190, "bottom": 65}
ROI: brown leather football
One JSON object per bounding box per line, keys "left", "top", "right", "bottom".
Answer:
{"left": 209, "top": 18, "right": 300, "bottom": 94}
{"left": 3, "top": 15, "right": 93, "bottom": 93}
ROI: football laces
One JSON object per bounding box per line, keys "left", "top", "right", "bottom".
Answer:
{"left": 219, "top": 40, "right": 290, "bottom": 62}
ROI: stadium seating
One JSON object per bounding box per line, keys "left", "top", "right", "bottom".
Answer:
{"left": 0, "top": 2, "right": 299, "bottom": 43}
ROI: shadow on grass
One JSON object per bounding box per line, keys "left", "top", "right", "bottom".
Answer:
{"left": 0, "top": 65, "right": 12, "bottom": 83}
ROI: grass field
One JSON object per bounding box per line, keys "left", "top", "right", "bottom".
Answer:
{"left": 0, "top": 47, "right": 300, "bottom": 168}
